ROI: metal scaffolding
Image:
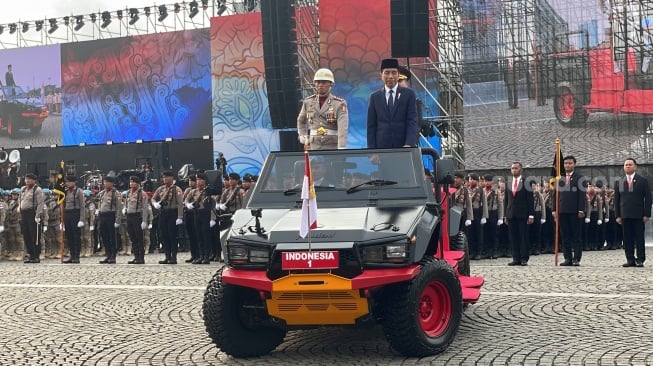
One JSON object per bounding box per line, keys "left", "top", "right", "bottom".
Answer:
{"left": 295, "top": 0, "right": 320, "bottom": 99}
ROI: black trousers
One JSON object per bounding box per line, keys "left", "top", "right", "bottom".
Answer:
{"left": 529, "top": 211, "right": 542, "bottom": 253}
{"left": 20, "top": 209, "right": 38, "bottom": 260}
{"left": 559, "top": 213, "right": 582, "bottom": 262}
{"left": 185, "top": 211, "right": 198, "bottom": 259}
{"left": 622, "top": 218, "right": 646, "bottom": 263}
{"left": 483, "top": 210, "right": 499, "bottom": 255}
{"left": 468, "top": 208, "right": 483, "bottom": 257}
{"left": 159, "top": 209, "right": 179, "bottom": 258}
{"left": 194, "top": 209, "right": 212, "bottom": 259}
{"left": 126, "top": 213, "right": 144, "bottom": 259}
{"left": 506, "top": 81, "right": 518, "bottom": 107}
{"left": 64, "top": 210, "right": 81, "bottom": 259}
{"left": 508, "top": 217, "right": 529, "bottom": 263}
{"left": 99, "top": 212, "right": 117, "bottom": 258}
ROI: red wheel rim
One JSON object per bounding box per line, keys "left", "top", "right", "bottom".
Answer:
{"left": 418, "top": 281, "right": 452, "bottom": 337}
{"left": 558, "top": 90, "right": 575, "bottom": 121}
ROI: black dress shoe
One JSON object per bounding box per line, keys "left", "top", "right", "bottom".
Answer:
{"left": 202, "top": 258, "right": 210, "bottom": 264}
{"left": 99, "top": 258, "right": 110, "bottom": 264}
{"left": 185, "top": 257, "right": 196, "bottom": 263}
{"left": 622, "top": 262, "right": 636, "bottom": 267}
{"left": 168, "top": 259, "right": 177, "bottom": 264}
{"left": 106, "top": 258, "right": 116, "bottom": 264}
{"left": 635, "top": 261, "right": 644, "bottom": 267}
{"left": 559, "top": 260, "right": 572, "bottom": 266}
{"left": 520, "top": 261, "right": 528, "bottom": 266}
{"left": 63, "top": 258, "right": 74, "bottom": 264}
{"left": 24, "top": 258, "right": 34, "bottom": 263}
{"left": 507, "top": 261, "right": 520, "bottom": 266}
{"left": 572, "top": 260, "right": 580, "bottom": 266}
{"left": 158, "top": 259, "right": 169, "bottom": 264}
{"left": 128, "top": 259, "right": 138, "bottom": 264}
{"left": 71, "top": 259, "right": 80, "bottom": 264}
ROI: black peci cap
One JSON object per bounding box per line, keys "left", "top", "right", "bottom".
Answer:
{"left": 103, "top": 176, "right": 115, "bottom": 183}
{"left": 196, "top": 172, "right": 208, "bottom": 181}
{"left": 129, "top": 175, "right": 141, "bottom": 184}
{"left": 228, "top": 172, "right": 240, "bottom": 180}
{"left": 162, "top": 170, "right": 175, "bottom": 177}
{"left": 380, "top": 58, "right": 399, "bottom": 70}
{"left": 65, "top": 175, "right": 77, "bottom": 182}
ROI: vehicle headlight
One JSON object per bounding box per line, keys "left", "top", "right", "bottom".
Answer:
{"left": 386, "top": 244, "right": 407, "bottom": 259}
{"left": 229, "top": 247, "right": 248, "bottom": 261}
{"left": 363, "top": 246, "right": 384, "bottom": 262}
{"left": 249, "top": 249, "right": 270, "bottom": 263}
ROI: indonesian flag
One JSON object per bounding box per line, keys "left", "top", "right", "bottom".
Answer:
{"left": 299, "top": 151, "right": 318, "bottom": 238}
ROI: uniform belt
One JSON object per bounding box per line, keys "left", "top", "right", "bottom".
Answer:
{"left": 98, "top": 211, "right": 116, "bottom": 216}
{"left": 126, "top": 212, "right": 142, "bottom": 216}
{"left": 310, "top": 129, "right": 338, "bottom": 136}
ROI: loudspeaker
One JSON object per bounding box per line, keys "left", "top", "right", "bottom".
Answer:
{"left": 390, "top": 0, "right": 429, "bottom": 58}
{"left": 278, "top": 130, "right": 302, "bottom": 152}
{"left": 261, "top": 0, "right": 302, "bottom": 129}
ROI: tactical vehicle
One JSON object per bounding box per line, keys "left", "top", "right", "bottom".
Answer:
{"left": 203, "top": 147, "right": 484, "bottom": 357}
{"left": 0, "top": 85, "right": 49, "bottom": 137}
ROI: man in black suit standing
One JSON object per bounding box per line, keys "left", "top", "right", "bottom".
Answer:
{"left": 504, "top": 162, "right": 534, "bottom": 266}
{"left": 553, "top": 155, "right": 587, "bottom": 266}
{"left": 615, "top": 158, "right": 652, "bottom": 267}
{"left": 366, "top": 58, "right": 418, "bottom": 148}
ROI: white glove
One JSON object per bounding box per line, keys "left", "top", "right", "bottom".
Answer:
{"left": 597, "top": 220, "right": 603, "bottom": 225}
{"left": 465, "top": 219, "right": 472, "bottom": 227}
{"left": 141, "top": 222, "right": 147, "bottom": 230}
{"left": 605, "top": 218, "right": 610, "bottom": 223}
{"left": 95, "top": 209, "right": 100, "bottom": 216}
{"left": 480, "top": 218, "right": 487, "bottom": 225}
{"left": 540, "top": 218, "right": 546, "bottom": 224}
{"left": 210, "top": 219, "right": 216, "bottom": 228}
{"left": 497, "top": 219, "right": 504, "bottom": 226}
{"left": 43, "top": 226, "right": 48, "bottom": 232}
{"left": 35, "top": 217, "right": 41, "bottom": 224}
{"left": 77, "top": 221, "right": 84, "bottom": 228}
{"left": 175, "top": 218, "right": 183, "bottom": 226}
{"left": 584, "top": 218, "right": 590, "bottom": 224}
{"left": 114, "top": 222, "right": 120, "bottom": 228}
{"left": 217, "top": 203, "right": 227, "bottom": 211}
{"left": 90, "top": 225, "right": 94, "bottom": 231}
{"left": 298, "top": 135, "right": 308, "bottom": 144}
{"left": 148, "top": 223, "right": 152, "bottom": 229}
{"left": 122, "top": 208, "right": 127, "bottom": 215}
{"left": 152, "top": 201, "right": 161, "bottom": 209}
{"left": 185, "top": 202, "right": 194, "bottom": 210}
{"left": 0, "top": 225, "right": 4, "bottom": 233}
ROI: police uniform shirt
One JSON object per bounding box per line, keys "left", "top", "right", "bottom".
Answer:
{"left": 468, "top": 186, "right": 489, "bottom": 219}
{"left": 64, "top": 187, "right": 85, "bottom": 222}
{"left": 485, "top": 187, "right": 505, "bottom": 218}
{"left": 454, "top": 186, "right": 474, "bottom": 220}
{"left": 46, "top": 197, "right": 61, "bottom": 225}
{"left": 125, "top": 188, "right": 150, "bottom": 223}
{"left": 19, "top": 185, "right": 45, "bottom": 217}
{"left": 297, "top": 93, "right": 349, "bottom": 149}
{"left": 153, "top": 184, "right": 183, "bottom": 219}
{"left": 219, "top": 186, "right": 243, "bottom": 213}
{"left": 96, "top": 188, "right": 123, "bottom": 219}
{"left": 188, "top": 187, "right": 217, "bottom": 220}
{"left": 0, "top": 200, "right": 6, "bottom": 223}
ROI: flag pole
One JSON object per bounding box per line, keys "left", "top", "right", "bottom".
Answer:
{"left": 554, "top": 137, "right": 561, "bottom": 266}
{"left": 304, "top": 145, "right": 312, "bottom": 253}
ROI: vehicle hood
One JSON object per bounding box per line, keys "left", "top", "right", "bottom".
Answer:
{"left": 229, "top": 206, "right": 425, "bottom": 244}
{"left": 11, "top": 98, "right": 45, "bottom": 108}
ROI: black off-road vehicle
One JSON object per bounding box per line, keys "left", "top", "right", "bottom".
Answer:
{"left": 0, "top": 85, "right": 49, "bottom": 138}
{"left": 203, "top": 147, "right": 483, "bottom": 357}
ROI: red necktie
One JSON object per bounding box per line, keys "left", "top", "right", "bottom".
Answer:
{"left": 628, "top": 176, "right": 633, "bottom": 188}
{"left": 565, "top": 174, "right": 571, "bottom": 184}
{"left": 512, "top": 179, "right": 518, "bottom": 197}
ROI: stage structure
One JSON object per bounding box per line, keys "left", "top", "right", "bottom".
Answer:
{"left": 0, "top": 0, "right": 258, "bottom": 49}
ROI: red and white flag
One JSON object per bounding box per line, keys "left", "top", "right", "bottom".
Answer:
{"left": 299, "top": 151, "right": 318, "bottom": 238}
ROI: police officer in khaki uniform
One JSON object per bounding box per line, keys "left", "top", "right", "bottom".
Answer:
{"left": 19, "top": 173, "right": 45, "bottom": 263}
{"left": 151, "top": 171, "right": 184, "bottom": 264}
{"left": 96, "top": 176, "right": 123, "bottom": 264}
{"left": 297, "top": 68, "right": 349, "bottom": 150}
{"left": 124, "top": 176, "right": 150, "bottom": 264}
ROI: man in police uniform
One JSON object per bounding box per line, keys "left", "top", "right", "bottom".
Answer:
{"left": 19, "top": 173, "right": 46, "bottom": 263}
{"left": 297, "top": 68, "right": 349, "bottom": 150}
{"left": 96, "top": 176, "right": 123, "bottom": 264}
{"left": 124, "top": 176, "right": 150, "bottom": 264}
{"left": 151, "top": 171, "right": 184, "bottom": 264}
{"left": 63, "top": 176, "right": 85, "bottom": 264}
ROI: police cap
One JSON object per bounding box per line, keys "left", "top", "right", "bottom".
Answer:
{"left": 25, "top": 173, "right": 37, "bottom": 180}
{"left": 65, "top": 175, "right": 77, "bottom": 182}
{"left": 103, "top": 176, "right": 115, "bottom": 183}
{"left": 129, "top": 175, "right": 141, "bottom": 184}
{"left": 228, "top": 172, "right": 240, "bottom": 181}
{"left": 162, "top": 170, "right": 175, "bottom": 177}
{"left": 196, "top": 172, "right": 208, "bottom": 181}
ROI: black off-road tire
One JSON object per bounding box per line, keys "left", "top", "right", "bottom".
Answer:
{"left": 6, "top": 115, "right": 16, "bottom": 138}
{"left": 202, "top": 268, "right": 287, "bottom": 357}
{"left": 449, "top": 231, "right": 470, "bottom": 276}
{"left": 378, "top": 257, "right": 463, "bottom": 357}
{"left": 554, "top": 86, "right": 588, "bottom": 127}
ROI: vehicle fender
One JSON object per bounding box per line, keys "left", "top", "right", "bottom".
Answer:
{"left": 555, "top": 81, "right": 589, "bottom": 105}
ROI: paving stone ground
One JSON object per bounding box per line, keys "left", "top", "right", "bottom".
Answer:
{"left": 0, "top": 249, "right": 652, "bottom": 365}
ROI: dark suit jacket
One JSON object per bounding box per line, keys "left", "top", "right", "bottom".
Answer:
{"left": 615, "top": 173, "right": 653, "bottom": 219}
{"left": 504, "top": 177, "right": 534, "bottom": 219}
{"left": 366, "top": 86, "right": 418, "bottom": 148}
{"left": 553, "top": 171, "right": 586, "bottom": 214}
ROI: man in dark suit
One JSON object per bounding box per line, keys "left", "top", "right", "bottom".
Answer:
{"left": 366, "top": 58, "right": 418, "bottom": 148}
{"left": 504, "top": 162, "right": 534, "bottom": 266}
{"left": 553, "top": 155, "right": 587, "bottom": 266}
{"left": 615, "top": 158, "right": 652, "bottom": 267}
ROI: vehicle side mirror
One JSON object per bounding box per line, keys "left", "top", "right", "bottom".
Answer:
{"left": 434, "top": 159, "right": 454, "bottom": 185}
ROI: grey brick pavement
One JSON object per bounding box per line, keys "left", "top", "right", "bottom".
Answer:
{"left": 0, "top": 250, "right": 652, "bottom": 365}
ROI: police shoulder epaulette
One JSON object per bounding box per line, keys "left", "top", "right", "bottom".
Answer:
{"left": 306, "top": 94, "right": 317, "bottom": 100}
{"left": 332, "top": 95, "right": 345, "bottom": 102}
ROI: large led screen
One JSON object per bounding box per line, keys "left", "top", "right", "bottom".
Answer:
{"left": 61, "top": 29, "right": 212, "bottom": 145}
